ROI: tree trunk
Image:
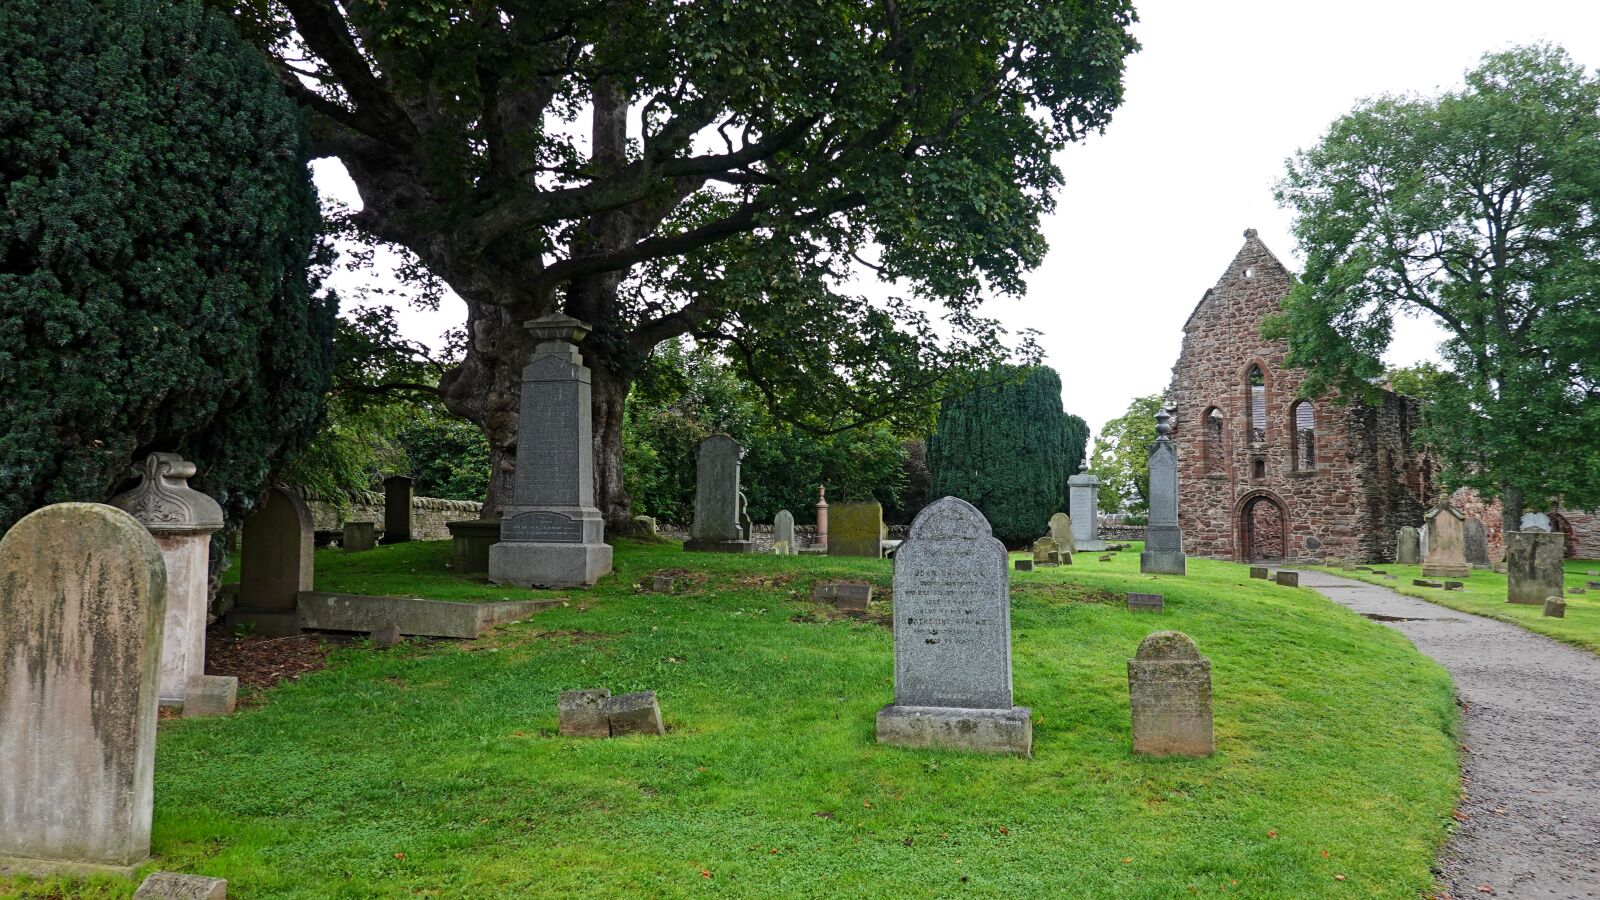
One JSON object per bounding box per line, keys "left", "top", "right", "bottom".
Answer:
{"left": 439, "top": 296, "right": 538, "bottom": 518}
{"left": 1501, "top": 482, "right": 1525, "bottom": 542}
{"left": 588, "top": 356, "right": 636, "bottom": 531}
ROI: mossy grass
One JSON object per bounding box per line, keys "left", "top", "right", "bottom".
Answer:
{"left": 7, "top": 540, "right": 1458, "bottom": 898}
{"left": 1314, "top": 559, "right": 1600, "bottom": 654}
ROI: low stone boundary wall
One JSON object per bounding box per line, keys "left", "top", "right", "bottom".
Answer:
{"left": 292, "top": 487, "right": 483, "bottom": 543}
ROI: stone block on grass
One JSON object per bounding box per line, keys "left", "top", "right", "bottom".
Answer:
{"left": 181, "top": 676, "right": 237, "bottom": 718}
{"left": 342, "top": 521, "right": 376, "bottom": 552}
{"left": 1274, "top": 571, "right": 1299, "bottom": 587}
{"left": 369, "top": 624, "right": 402, "bottom": 648}
{"left": 1443, "top": 581, "right": 1464, "bottom": 591}
{"left": 134, "top": 872, "right": 227, "bottom": 899}
{"left": 1544, "top": 597, "right": 1567, "bottom": 619}
{"left": 1126, "top": 593, "right": 1164, "bottom": 612}
{"left": 1413, "top": 579, "right": 1443, "bottom": 588}
{"left": 558, "top": 689, "right": 611, "bottom": 738}
{"left": 1014, "top": 559, "right": 1033, "bottom": 572}
{"left": 1249, "top": 567, "right": 1268, "bottom": 580}
{"left": 649, "top": 574, "right": 675, "bottom": 593}
{"left": 604, "top": 691, "right": 665, "bottom": 736}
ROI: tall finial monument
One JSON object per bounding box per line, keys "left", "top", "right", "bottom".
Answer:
{"left": 1140, "top": 407, "right": 1188, "bottom": 575}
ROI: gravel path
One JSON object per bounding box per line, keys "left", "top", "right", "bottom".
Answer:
{"left": 1297, "top": 570, "right": 1600, "bottom": 899}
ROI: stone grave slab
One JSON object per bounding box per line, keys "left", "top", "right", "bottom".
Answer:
{"left": 1544, "top": 597, "right": 1567, "bottom": 618}
{"left": 134, "top": 872, "right": 227, "bottom": 899}
{"left": 181, "top": 675, "right": 238, "bottom": 718}
{"left": 559, "top": 689, "right": 611, "bottom": 738}
{"left": 1126, "top": 593, "right": 1165, "bottom": 612}
{"left": 297, "top": 592, "right": 557, "bottom": 639}
{"left": 1274, "top": 571, "right": 1299, "bottom": 587}
{"left": 605, "top": 691, "right": 665, "bottom": 736}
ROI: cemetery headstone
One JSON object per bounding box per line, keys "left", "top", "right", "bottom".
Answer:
{"left": 1249, "top": 566, "right": 1268, "bottom": 579}
{"left": 1463, "top": 518, "right": 1490, "bottom": 568}
{"left": 446, "top": 518, "right": 499, "bottom": 574}
{"left": 382, "top": 474, "right": 414, "bottom": 543}
{"left": 1570, "top": 588, "right": 1586, "bottom": 595}
{"left": 1520, "top": 512, "right": 1553, "bottom": 533}
{"left": 773, "top": 509, "right": 796, "bottom": 555}
{"left": 489, "top": 315, "right": 615, "bottom": 585}
{"left": 1414, "top": 578, "right": 1442, "bottom": 588}
{"left": 1544, "top": 597, "right": 1567, "bottom": 619}
{"left": 182, "top": 676, "right": 237, "bottom": 718}
{"left": 342, "top": 521, "right": 376, "bottom": 552}
{"left": 226, "top": 485, "right": 313, "bottom": 637}
{"left": 876, "top": 497, "right": 1030, "bottom": 755}
{"left": 604, "top": 691, "right": 666, "bottom": 736}
{"left": 1127, "top": 631, "right": 1214, "bottom": 757}
{"left": 1015, "top": 559, "right": 1034, "bottom": 572}
{"left": 1140, "top": 409, "right": 1188, "bottom": 575}
{"left": 1589, "top": 581, "right": 1600, "bottom": 590}
{"left": 559, "top": 689, "right": 612, "bottom": 738}
{"left": 1126, "top": 592, "right": 1165, "bottom": 612}
{"left": 1506, "top": 531, "right": 1565, "bottom": 605}
{"left": 828, "top": 500, "right": 885, "bottom": 558}
{"left": 1048, "top": 512, "right": 1076, "bottom": 553}
{"left": 133, "top": 872, "right": 228, "bottom": 900}
{"left": 684, "top": 434, "right": 755, "bottom": 553}
{"left": 110, "top": 453, "right": 225, "bottom": 709}
{"left": 832, "top": 583, "right": 873, "bottom": 611}
{"left": 1032, "top": 535, "right": 1059, "bottom": 563}
{"left": 1275, "top": 571, "right": 1299, "bottom": 587}
{"left": 0, "top": 504, "right": 165, "bottom": 874}
{"left": 1421, "top": 500, "right": 1471, "bottom": 578}
{"left": 633, "top": 515, "right": 658, "bottom": 536}
{"left": 1068, "top": 460, "right": 1107, "bottom": 552}
{"left": 1396, "top": 526, "right": 1421, "bottom": 565}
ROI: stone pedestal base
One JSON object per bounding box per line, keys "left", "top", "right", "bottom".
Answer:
{"left": 222, "top": 607, "right": 301, "bottom": 637}
{"left": 1421, "top": 562, "right": 1471, "bottom": 579}
{"left": 0, "top": 854, "right": 145, "bottom": 879}
{"left": 683, "top": 538, "right": 756, "bottom": 553}
{"left": 1076, "top": 540, "right": 1107, "bottom": 552}
{"left": 875, "top": 704, "right": 1032, "bottom": 756}
{"left": 1140, "top": 549, "right": 1188, "bottom": 575}
{"left": 446, "top": 519, "right": 500, "bottom": 574}
{"left": 489, "top": 541, "right": 612, "bottom": 588}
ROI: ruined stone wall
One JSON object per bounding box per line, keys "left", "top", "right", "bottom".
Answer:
{"left": 1168, "top": 230, "right": 1433, "bottom": 563}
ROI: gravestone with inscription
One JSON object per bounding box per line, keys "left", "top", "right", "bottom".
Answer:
{"left": 1464, "top": 518, "right": 1490, "bottom": 568}
{"left": 1506, "top": 531, "right": 1565, "bottom": 605}
{"left": 1048, "top": 512, "right": 1076, "bottom": 553}
{"left": 488, "top": 314, "right": 613, "bottom": 586}
{"left": 876, "top": 497, "right": 1031, "bottom": 756}
{"left": 0, "top": 504, "right": 166, "bottom": 875}
{"left": 1421, "top": 499, "right": 1471, "bottom": 579}
{"left": 1032, "top": 535, "right": 1059, "bottom": 564}
{"left": 773, "top": 509, "right": 796, "bottom": 555}
{"left": 1396, "top": 526, "right": 1420, "bottom": 565}
{"left": 1068, "top": 454, "right": 1107, "bottom": 552}
{"left": 225, "top": 485, "right": 312, "bottom": 637}
{"left": 1128, "top": 631, "right": 1214, "bottom": 757}
{"left": 1140, "top": 408, "right": 1188, "bottom": 575}
{"left": 684, "top": 435, "right": 755, "bottom": 553}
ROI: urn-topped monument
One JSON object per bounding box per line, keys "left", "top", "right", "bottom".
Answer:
{"left": 1140, "top": 408, "right": 1187, "bottom": 575}
{"left": 488, "top": 314, "right": 613, "bottom": 587}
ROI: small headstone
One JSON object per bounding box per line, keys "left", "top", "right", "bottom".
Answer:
{"left": 1588, "top": 581, "right": 1600, "bottom": 591}
{"left": 1032, "top": 535, "right": 1058, "bottom": 563}
{"left": 1395, "top": 526, "right": 1421, "bottom": 565}
{"left": 604, "top": 691, "right": 665, "bottom": 736}
{"left": 1249, "top": 567, "right": 1268, "bottom": 579}
{"left": 1015, "top": 559, "right": 1034, "bottom": 572}
{"left": 773, "top": 509, "right": 796, "bottom": 555}
{"left": 446, "top": 518, "right": 499, "bottom": 574}
{"left": 227, "top": 485, "right": 314, "bottom": 637}
{"left": 1126, "top": 592, "right": 1164, "bottom": 612}
{"left": 1340, "top": 559, "right": 1356, "bottom": 571}
{"left": 370, "top": 624, "right": 402, "bottom": 648}
{"left": 1443, "top": 581, "right": 1464, "bottom": 591}
{"left": 1493, "top": 560, "right": 1509, "bottom": 574}
{"left": 832, "top": 583, "right": 873, "bottom": 611}
{"left": 382, "top": 474, "right": 414, "bottom": 543}
{"left": 343, "top": 521, "right": 376, "bottom": 552}
{"left": 1421, "top": 500, "right": 1471, "bottom": 579}
{"left": 1588, "top": 570, "right": 1599, "bottom": 576}
{"left": 1098, "top": 554, "right": 1114, "bottom": 562}
{"left": 1506, "top": 531, "right": 1565, "bottom": 605}
{"left": 559, "top": 689, "right": 612, "bottom": 738}
{"left": 1048, "top": 512, "right": 1076, "bottom": 553}
{"left": 1274, "top": 571, "right": 1299, "bottom": 587}
{"left": 1544, "top": 597, "right": 1567, "bottom": 618}
{"left": 649, "top": 574, "right": 675, "bottom": 593}
{"left": 134, "top": 872, "right": 228, "bottom": 899}
{"left": 0, "top": 504, "right": 166, "bottom": 873}
{"left": 1463, "top": 518, "right": 1490, "bottom": 568}
{"left": 876, "top": 497, "right": 1030, "bottom": 755}
{"left": 1569, "top": 588, "right": 1586, "bottom": 595}
{"left": 182, "top": 675, "right": 238, "bottom": 718}
{"left": 633, "top": 515, "right": 658, "bottom": 536}
{"left": 1127, "top": 631, "right": 1213, "bottom": 758}
{"left": 1354, "top": 566, "right": 1372, "bottom": 572}
{"left": 1371, "top": 570, "right": 1388, "bottom": 575}
{"left": 828, "top": 501, "right": 885, "bottom": 558}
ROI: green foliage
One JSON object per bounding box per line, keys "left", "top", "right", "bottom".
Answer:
{"left": 1272, "top": 44, "right": 1600, "bottom": 515}
{"left": 0, "top": 0, "right": 334, "bottom": 528}
{"left": 1090, "top": 394, "right": 1164, "bottom": 515}
{"left": 926, "top": 367, "right": 1087, "bottom": 545}
{"left": 624, "top": 340, "right": 910, "bottom": 524}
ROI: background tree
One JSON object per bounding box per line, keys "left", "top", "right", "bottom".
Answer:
{"left": 1272, "top": 44, "right": 1600, "bottom": 538}
{"left": 926, "top": 366, "right": 1087, "bottom": 545}
{"left": 220, "top": 0, "right": 1138, "bottom": 527}
{"left": 0, "top": 0, "right": 335, "bottom": 530}
{"left": 1089, "top": 393, "right": 1163, "bottom": 518}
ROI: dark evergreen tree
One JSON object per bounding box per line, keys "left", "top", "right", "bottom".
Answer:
{"left": 927, "top": 367, "right": 1086, "bottom": 545}
{"left": 0, "top": 0, "right": 335, "bottom": 529}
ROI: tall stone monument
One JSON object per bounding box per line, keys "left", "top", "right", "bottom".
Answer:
{"left": 876, "top": 496, "right": 1031, "bottom": 756}
{"left": 1128, "top": 631, "right": 1214, "bottom": 757}
{"left": 684, "top": 434, "right": 755, "bottom": 553}
{"left": 1421, "top": 500, "right": 1471, "bottom": 579}
{"left": 110, "top": 453, "right": 224, "bottom": 708}
{"left": 828, "top": 500, "right": 884, "bottom": 558}
{"left": 814, "top": 485, "right": 829, "bottom": 552}
{"left": 1140, "top": 408, "right": 1188, "bottom": 576}
{"left": 1068, "top": 453, "right": 1106, "bottom": 552}
{"left": 226, "top": 485, "right": 313, "bottom": 637}
{"left": 488, "top": 314, "right": 613, "bottom": 586}
{"left": 1048, "top": 512, "right": 1076, "bottom": 553}
{"left": 773, "top": 509, "right": 796, "bottom": 555}
{"left": 1396, "top": 526, "right": 1421, "bottom": 565}
{"left": 0, "top": 504, "right": 165, "bottom": 874}
{"left": 1463, "top": 518, "right": 1491, "bottom": 568}
{"left": 1506, "top": 531, "right": 1565, "bottom": 605}
{"left": 382, "top": 474, "right": 414, "bottom": 543}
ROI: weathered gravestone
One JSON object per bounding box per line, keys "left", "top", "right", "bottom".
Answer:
{"left": 1506, "top": 531, "right": 1565, "bottom": 605}
{"left": 382, "top": 474, "right": 414, "bottom": 543}
{"left": 604, "top": 691, "right": 666, "bottom": 736}
{"left": 1396, "top": 526, "right": 1421, "bottom": 565}
{"left": 811, "top": 581, "right": 872, "bottom": 610}
{"left": 0, "top": 504, "right": 166, "bottom": 874}
{"left": 489, "top": 315, "right": 614, "bottom": 585}
{"left": 1421, "top": 500, "right": 1471, "bottom": 579}
{"left": 110, "top": 453, "right": 225, "bottom": 710}
{"left": 1068, "top": 456, "right": 1107, "bottom": 552}
{"left": 1126, "top": 592, "right": 1164, "bottom": 612}
{"left": 1544, "top": 597, "right": 1567, "bottom": 619}
{"left": 134, "top": 871, "right": 228, "bottom": 899}
{"left": 1032, "top": 535, "right": 1059, "bottom": 564}
{"left": 773, "top": 509, "right": 796, "bottom": 555}
{"left": 684, "top": 434, "right": 755, "bottom": 553}
{"left": 1127, "top": 631, "right": 1214, "bottom": 757}
{"left": 1048, "top": 512, "right": 1076, "bottom": 554}
{"left": 1275, "top": 571, "right": 1299, "bottom": 587}
{"left": 445, "top": 518, "right": 499, "bottom": 574}
{"left": 342, "top": 521, "right": 376, "bottom": 552}
{"left": 876, "top": 497, "right": 1030, "bottom": 755}
{"left": 225, "top": 485, "right": 313, "bottom": 637}
{"left": 559, "top": 689, "right": 612, "bottom": 738}
{"left": 1014, "top": 559, "right": 1034, "bottom": 572}
{"left": 828, "top": 500, "right": 885, "bottom": 558}
{"left": 1464, "top": 518, "right": 1490, "bottom": 568}
{"left": 1419, "top": 523, "right": 1430, "bottom": 560}
{"left": 1520, "top": 512, "right": 1553, "bottom": 533}
{"left": 1140, "top": 408, "right": 1187, "bottom": 576}
{"left": 1249, "top": 566, "right": 1268, "bottom": 579}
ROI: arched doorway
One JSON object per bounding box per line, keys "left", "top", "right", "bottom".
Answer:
{"left": 1237, "top": 492, "right": 1288, "bottom": 562}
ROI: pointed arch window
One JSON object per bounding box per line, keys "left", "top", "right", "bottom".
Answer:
{"left": 1247, "top": 366, "right": 1266, "bottom": 443}
{"left": 1292, "top": 401, "right": 1316, "bottom": 471}
{"left": 1204, "top": 407, "right": 1224, "bottom": 473}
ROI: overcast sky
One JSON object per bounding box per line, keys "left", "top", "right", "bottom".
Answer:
{"left": 318, "top": 0, "right": 1600, "bottom": 440}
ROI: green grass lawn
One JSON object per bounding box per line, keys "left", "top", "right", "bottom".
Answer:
{"left": 1312, "top": 558, "right": 1600, "bottom": 654}
{"left": 8, "top": 540, "right": 1460, "bottom": 899}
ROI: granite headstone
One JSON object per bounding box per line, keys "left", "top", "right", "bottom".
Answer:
{"left": 1140, "top": 408, "right": 1188, "bottom": 575}
{"left": 1068, "top": 455, "right": 1107, "bottom": 552}
{"left": 1463, "top": 518, "right": 1490, "bottom": 568}
{"left": 1506, "top": 531, "right": 1565, "bottom": 605}
{"left": 684, "top": 434, "right": 755, "bottom": 553}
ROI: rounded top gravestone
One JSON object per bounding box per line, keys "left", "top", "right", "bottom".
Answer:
{"left": 1135, "top": 630, "right": 1201, "bottom": 661}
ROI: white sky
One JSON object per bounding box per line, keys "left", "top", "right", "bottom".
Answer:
{"left": 318, "top": 0, "right": 1600, "bottom": 439}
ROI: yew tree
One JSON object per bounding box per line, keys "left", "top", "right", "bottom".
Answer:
{"left": 223, "top": 0, "right": 1137, "bottom": 524}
